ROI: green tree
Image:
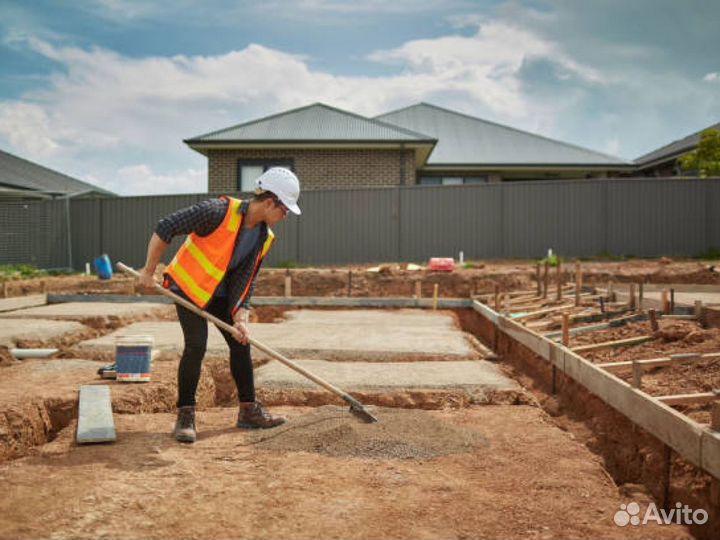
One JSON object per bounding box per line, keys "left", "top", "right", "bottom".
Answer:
{"left": 679, "top": 128, "right": 720, "bottom": 177}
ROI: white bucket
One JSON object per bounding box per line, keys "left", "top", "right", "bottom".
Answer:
{"left": 115, "top": 335, "right": 154, "bottom": 383}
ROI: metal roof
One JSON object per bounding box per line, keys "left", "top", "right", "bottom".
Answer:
{"left": 186, "top": 103, "right": 436, "bottom": 144}
{"left": 0, "top": 148, "right": 115, "bottom": 197}
{"left": 635, "top": 121, "right": 720, "bottom": 167}
{"left": 375, "top": 103, "right": 632, "bottom": 167}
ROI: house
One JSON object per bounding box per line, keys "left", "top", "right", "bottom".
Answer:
{"left": 0, "top": 148, "right": 115, "bottom": 200}
{"left": 635, "top": 121, "right": 720, "bottom": 176}
{"left": 184, "top": 102, "right": 633, "bottom": 192}
{"left": 375, "top": 103, "right": 633, "bottom": 184}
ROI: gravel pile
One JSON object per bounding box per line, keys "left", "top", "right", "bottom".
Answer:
{"left": 245, "top": 406, "right": 489, "bottom": 460}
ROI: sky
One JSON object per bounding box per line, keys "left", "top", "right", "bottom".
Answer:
{"left": 0, "top": 0, "right": 718, "bottom": 196}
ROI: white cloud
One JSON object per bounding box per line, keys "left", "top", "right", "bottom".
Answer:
{"left": 111, "top": 165, "right": 205, "bottom": 195}
{"left": 0, "top": 25, "right": 634, "bottom": 193}
{"left": 3, "top": 28, "right": 600, "bottom": 184}
{"left": 368, "top": 21, "right": 604, "bottom": 118}
{"left": 704, "top": 72, "right": 719, "bottom": 82}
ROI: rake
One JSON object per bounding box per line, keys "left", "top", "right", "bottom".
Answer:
{"left": 117, "top": 262, "right": 378, "bottom": 423}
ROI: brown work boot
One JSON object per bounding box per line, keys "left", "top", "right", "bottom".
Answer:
{"left": 237, "top": 401, "right": 286, "bottom": 429}
{"left": 174, "top": 406, "right": 196, "bottom": 443}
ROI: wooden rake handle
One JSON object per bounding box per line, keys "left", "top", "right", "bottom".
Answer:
{"left": 116, "top": 262, "right": 377, "bottom": 422}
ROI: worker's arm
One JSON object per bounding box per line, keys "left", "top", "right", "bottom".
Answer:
{"left": 138, "top": 232, "right": 169, "bottom": 289}
{"left": 138, "top": 199, "right": 226, "bottom": 290}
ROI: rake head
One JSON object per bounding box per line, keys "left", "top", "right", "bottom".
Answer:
{"left": 348, "top": 401, "right": 378, "bottom": 423}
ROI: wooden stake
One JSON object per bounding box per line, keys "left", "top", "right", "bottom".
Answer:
{"left": 536, "top": 263, "right": 542, "bottom": 296}
{"left": 661, "top": 445, "right": 672, "bottom": 511}
{"left": 432, "top": 283, "right": 439, "bottom": 310}
{"left": 574, "top": 261, "right": 582, "bottom": 307}
{"left": 638, "top": 282, "right": 644, "bottom": 310}
{"left": 599, "top": 296, "right": 605, "bottom": 313}
{"left": 607, "top": 281, "right": 615, "bottom": 302}
{"left": 2, "top": 281, "right": 8, "bottom": 298}
{"left": 632, "top": 359, "right": 643, "bottom": 389}
{"left": 556, "top": 262, "right": 562, "bottom": 300}
{"left": 284, "top": 275, "right": 292, "bottom": 297}
{"left": 562, "top": 313, "right": 570, "bottom": 347}
{"left": 670, "top": 288, "right": 675, "bottom": 314}
{"left": 712, "top": 402, "right": 720, "bottom": 431}
{"left": 493, "top": 284, "right": 500, "bottom": 311}
{"left": 543, "top": 261, "right": 549, "bottom": 299}
{"left": 695, "top": 300, "right": 704, "bottom": 326}
{"left": 415, "top": 280, "right": 422, "bottom": 300}
{"left": 648, "top": 309, "right": 659, "bottom": 333}
{"left": 347, "top": 271, "right": 352, "bottom": 297}
{"left": 629, "top": 283, "right": 636, "bottom": 310}
{"left": 661, "top": 290, "right": 670, "bottom": 314}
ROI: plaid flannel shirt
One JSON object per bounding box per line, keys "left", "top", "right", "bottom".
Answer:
{"left": 156, "top": 198, "right": 267, "bottom": 314}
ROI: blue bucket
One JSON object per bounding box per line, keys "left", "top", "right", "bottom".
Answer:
{"left": 115, "top": 336, "right": 154, "bottom": 383}
{"left": 94, "top": 254, "right": 113, "bottom": 280}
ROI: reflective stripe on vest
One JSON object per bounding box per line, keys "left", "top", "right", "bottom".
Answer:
{"left": 166, "top": 197, "right": 243, "bottom": 307}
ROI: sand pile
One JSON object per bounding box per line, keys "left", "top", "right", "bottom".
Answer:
{"left": 245, "top": 406, "right": 489, "bottom": 460}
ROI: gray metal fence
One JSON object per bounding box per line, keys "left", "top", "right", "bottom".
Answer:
{"left": 2, "top": 177, "right": 719, "bottom": 269}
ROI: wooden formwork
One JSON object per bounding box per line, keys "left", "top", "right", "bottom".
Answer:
{"left": 473, "top": 286, "right": 720, "bottom": 481}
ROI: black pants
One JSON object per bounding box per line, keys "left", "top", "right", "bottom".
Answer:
{"left": 175, "top": 296, "right": 255, "bottom": 407}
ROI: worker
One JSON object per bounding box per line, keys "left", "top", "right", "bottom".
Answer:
{"left": 136, "top": 167, "right": 301, "bottom": 443}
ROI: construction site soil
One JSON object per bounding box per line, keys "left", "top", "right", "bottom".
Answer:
{"left": 3, "top": 259, "right": 720, "bottom": 298}
{"left": 462, "top": 309, "right": 719, "bottom": 540}
{"left": 0, "top": 406, "right": 692, "bottom": 539}
{"left": 1, "top": 260, "right": 719, "bottom": 538}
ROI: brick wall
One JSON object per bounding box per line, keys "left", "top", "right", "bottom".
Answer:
{"left": 207, "top": 148, "right": 416, "bottom": 192}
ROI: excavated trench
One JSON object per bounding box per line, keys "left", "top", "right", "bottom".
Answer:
{"left": 2, "top": 302, "right": 717, "bottom": 538}
{"left": 2, "top": 301, "right": 716, "bottom": 539}
{"left": 455, "top": 307, "right": 719, "bottom": 540}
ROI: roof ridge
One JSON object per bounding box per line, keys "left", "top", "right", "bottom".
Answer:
{"left": 378, "top": 102, "right": 631, "bottom": 164}
{"left": 185, "top": 102, "right": 323, "bottom": 142}
{"left": 186, "top": 102, "right": 435, "bottom": 142}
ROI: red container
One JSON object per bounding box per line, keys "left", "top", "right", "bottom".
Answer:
{"left": 428, "top": 257, "right": 455, "bottom": 272}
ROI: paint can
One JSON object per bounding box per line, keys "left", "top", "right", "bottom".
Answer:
{"left": 115, "top": 336, "right": 154, "bottom": 382}
{"left": 94, "top": 254, "right": 113, "bottom": 280}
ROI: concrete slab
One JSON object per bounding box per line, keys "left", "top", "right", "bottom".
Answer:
{"left": 77, "top": 309, "right": 480, "bottom": 361}
{"left": 78, "top": 321, "right": 228, "bottom": 356}
{"left": 282, "top": 309, "right": 459, "bottom": 329}
{"left": 256, "top": 359, "right": 517, "bottom": 391}
{"left": 0, "top": 318, "right": 85, "bottom": 347}
{"left": 254, "top": 359, "right": 524, "bottom": 407}
{"left": 0, "top": 294, "right": 46, "bottom": 313}
{"left": 0, "top": 302, "right": 168, "bottom": 321}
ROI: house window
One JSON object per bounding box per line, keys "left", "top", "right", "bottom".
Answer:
{"left": 418, "top": 176, "right": 488, "bottom": 186}
{"left": 238, "top": 159, "right": 294, "bottom": 192}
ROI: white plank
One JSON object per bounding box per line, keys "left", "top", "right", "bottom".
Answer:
{"left": 77, "top": 385, "right": 116, "bottom": 444}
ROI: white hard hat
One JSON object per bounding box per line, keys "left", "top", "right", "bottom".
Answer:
{"left": 255, "top": 167, "right": 301, "bottom": 215}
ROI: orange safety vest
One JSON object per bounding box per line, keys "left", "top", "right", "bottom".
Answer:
{"left": 165, "top": 197, "right": 275, "bottom": 310}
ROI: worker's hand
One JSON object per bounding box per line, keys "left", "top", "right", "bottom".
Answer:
{"left": 232, "top": 309, "right": 250, "bottom": 345}
{"left": 136, "top": 267, "right": 158, "bottom": 292}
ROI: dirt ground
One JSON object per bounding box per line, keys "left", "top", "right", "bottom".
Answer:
{"left": 1, "top": 260, "right": 719, "bottom": 539}
{"left": 0, "top": 406, "right": 692, "bottom": 540}
{"left": 3, "top": 259, "right": 719, "bottom": 299}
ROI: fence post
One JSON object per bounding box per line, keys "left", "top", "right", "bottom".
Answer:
{"left": 65, "top": 196, "right": 73, "bottom": 270}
